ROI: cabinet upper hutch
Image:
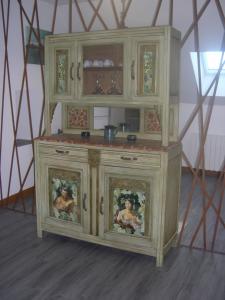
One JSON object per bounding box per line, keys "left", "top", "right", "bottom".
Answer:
{"left": 35, "top": 26, "right": 181, "bottom": 267}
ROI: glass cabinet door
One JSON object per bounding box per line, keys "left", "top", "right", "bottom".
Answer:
{"left": 81, "top": 43, "right": 124, "bottom": 97}
{"left": 132, "top": 41, "right": 160, "bottom": 100}
{"left": 137, "top": 44, "right": 157, "bottom": 96}
{"left": 51, "top": 43, "right": 75, "bottom": 100}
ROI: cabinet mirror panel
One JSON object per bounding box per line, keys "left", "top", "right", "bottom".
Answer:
{"left": 94, "top": 107, "right": 140, "bottom": 132}
{"left": 82, "top": 44, "right": 123, "bottom": 96}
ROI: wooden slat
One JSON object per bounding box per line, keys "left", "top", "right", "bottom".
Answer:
{"left": 111, "top": 0, "right": 120, "bottom": 28}
{"left": 74, "top": 0, "right": 88, "bottom": 31}
{"left": 87, "top": 0, "right": 103, "bottom": 31}
{"left": 69, "top": 0, "right": 72, "bottom": 33}
{"left": 51, "top": 0, "right": 58, "bottom": 33}
{"left": 179, "top": 59, "right": 225, "bottom": 142}
{"left": 181, "top": 0, "right": 211, "bottom": 48}
{"left": 192, "top": 0, "right": 207, "bottom": 249}
{"left": 152, "top": 0, "right": 162, "bottom": 26}
{"left": 88, "top": 0, "right": 108, "bottom": 30}
{"left": 120, "top": 0, "right": 132, "bottom": 28}
{"left": 0, "top": 0, "right": 23, "bottom": 205}
{"left": 169, "top": 0, "right": 173, "bottom": 26}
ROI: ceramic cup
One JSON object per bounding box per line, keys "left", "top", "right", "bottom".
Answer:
{"left": 93, "top": 59, "right": 103, "bottom": 67}
{"left": 104, "top": 59, "right": 114, "bottom": 67}
{"left": 83, "top": 60, "right": 92, "bottom": 68}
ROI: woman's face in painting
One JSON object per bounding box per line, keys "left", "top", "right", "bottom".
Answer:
{"left": 61, "top": 189, "right": 68, "bottom": 198}
{"left": 125, "top": 199, "right": 133, "bottom": 210}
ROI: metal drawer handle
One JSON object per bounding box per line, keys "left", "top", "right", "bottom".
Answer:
{"left": 70, "top": 62, "right": 74, "bottom": 80}
{"left": 77, "top": 62, "right": 81, "bottom": 80}
{"left": 100, "top": 196, "right": 104, "bottom": 215}
{"left": 83, "top": 193, "right": 87, "bottom": 211}
{"left": 121, "top": 156, "right": 138, "bottom": 161}
{"left": 131, "top": 60, "right": 135, "bottom": 80}
{"left": 55, "top": 149, "right": 69, "bottom": 155}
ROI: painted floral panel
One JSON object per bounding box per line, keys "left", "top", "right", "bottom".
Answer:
{"left": 67, "top": 105, "right": 90, "bottom": 129}
{"left": 144, "top": 107, "right": 161, "bottom": 133}
{"left": 112, "top": 188, "right": 146, "bottom": 237}
{"left": 138, "top": 44, "right": 156, "bottom": 95}
{"left": 55, "top": 49, "right": 68, "bottom": 94}
{"left": 49, "top": 168, "right": 81, "bottom": 223}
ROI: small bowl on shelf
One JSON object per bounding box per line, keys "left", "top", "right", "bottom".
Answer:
{"left": 103, "top": 59, "right": 114, "bottom": 67}
{"left": 127, "top": 134, "right": 137, "bottom": 142}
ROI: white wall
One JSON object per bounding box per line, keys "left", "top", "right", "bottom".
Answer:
{"left": 0, "top": 0, "right": 53, "bottom": 198}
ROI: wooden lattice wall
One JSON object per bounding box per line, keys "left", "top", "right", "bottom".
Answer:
{"left": 0, "top": 0, "right": 224, "bottom": 254}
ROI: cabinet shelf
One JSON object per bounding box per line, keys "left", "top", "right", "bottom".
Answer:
{"left": 83, "top": 66, "right": 123, "bottom": 72}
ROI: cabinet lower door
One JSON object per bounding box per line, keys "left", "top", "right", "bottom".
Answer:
{"left": 39, "top": 158, "right": 90, "bottom": 235}
{"left": 99, "top": 166, "right": 156, "bottom": 255}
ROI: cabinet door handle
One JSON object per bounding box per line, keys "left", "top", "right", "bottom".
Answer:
{"left": 70, "top": 62, "right": 74, "bottom": 80}
{"left": 55, "top": 149, "right": 70, "bottom": 155}
{"left": 131, "top": 60, "right": 135, "bottom": 80}
{"left": 83, "top": 193, "right": 87, "bottom": 211}
{"left": 120, "top": 156, "right": 138, "bottom": 161}
{"left": 77, "top": 62, "right": 81, "bottom": 80}
{"left": 100, "top": 196, "right": 104, "bottom": 215}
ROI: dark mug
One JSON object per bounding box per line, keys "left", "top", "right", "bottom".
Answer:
{"left": 81, "top": 131, "right": 90, "bottom": 138}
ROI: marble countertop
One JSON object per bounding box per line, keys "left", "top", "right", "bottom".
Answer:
{"left": 36, "top": 134, "right": 180, "bottom": 153}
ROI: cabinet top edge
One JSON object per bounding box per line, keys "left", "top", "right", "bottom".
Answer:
{"left": 35, "top": 134, "right": 181, "bottom": 153}
{"left": 46, "top": 26, "right": 181, "bottom": 43}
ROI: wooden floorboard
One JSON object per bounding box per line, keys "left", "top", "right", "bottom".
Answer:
{"left": 0, "top": 173, "right": 225, "bottom": 300}
{"left": 0, "top": 208, "right": 225, "bottom": 300}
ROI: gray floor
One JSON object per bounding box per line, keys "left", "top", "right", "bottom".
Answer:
{"left": 0, "top": 174, "right": 225, "bottom": 300}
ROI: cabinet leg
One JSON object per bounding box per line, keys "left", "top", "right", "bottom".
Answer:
{"left": 37, "top": 227, "right": 43, "bottom": 238}
{"left": 156, "top": 252, "right": 164, "bottom": 267}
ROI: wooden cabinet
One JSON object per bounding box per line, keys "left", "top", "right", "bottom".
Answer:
{"left": 35, "top": 136, "right": 181, "bottom": 266}
{"left": 45, "top": 27, "right": 180, "bottom": 147}
{"left": 35, "top": 25, "right": 182, "bottom": 266}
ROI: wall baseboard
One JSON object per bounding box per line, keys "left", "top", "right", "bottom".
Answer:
{"left": 0, "top": 186, "right": 35, "bottom": 207}
{"left": 182, "top": 166, "right": 220, "bottom": 177}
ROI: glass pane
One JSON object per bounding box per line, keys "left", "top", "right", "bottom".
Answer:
{"left": 138, "top": 44, "right": 156, "bottom": 96}
{"left": 83, "top": 44, "right": 123, "bottom": 96}
{"left": 55, "top": 49, "right": 68, "bottom": 94}
{"left": 49, "top": 168, "right": 81, "bottom": 224}
{"left": 93, "top": 107, "right": 140, "bottom": 132}
{"left": 109, "top": 177, "right": 150, "bottom": 237}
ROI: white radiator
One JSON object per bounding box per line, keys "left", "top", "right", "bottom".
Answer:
{"left": 183, "top": 133, "right": 225, "bottom": 171}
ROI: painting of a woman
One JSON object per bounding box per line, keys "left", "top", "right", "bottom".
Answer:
{"left": 113, "top": 190, "right": 145, "bottom": 236}
{"left": 50, "top": 176, "right": 80, "bottom": 223}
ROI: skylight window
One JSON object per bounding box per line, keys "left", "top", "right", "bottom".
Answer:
{"left": 190, "top": 51, "right": 225, "bottom": 97}
{"left": 204, "top": 51, "right": 225, "bottom": 73}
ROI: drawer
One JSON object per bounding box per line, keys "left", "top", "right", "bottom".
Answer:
{"left": 38, "top": 143, "right": 88, "bottom": 161}
{"left": 100, "top": 150, "right": 161, "bottom": 168}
